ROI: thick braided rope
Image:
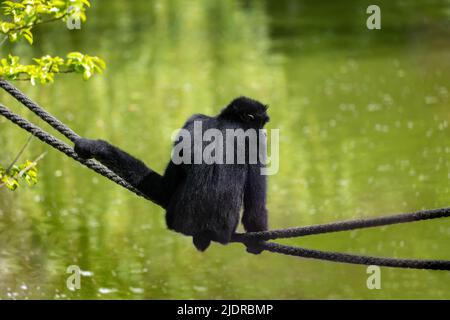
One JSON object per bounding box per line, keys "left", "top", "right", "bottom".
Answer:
{"left": 232, "top": 207, "right": 450, "bottom": 242}
{"left": 260, "top": 242, "right": 450, "bottom": 270}
{"left": 0, "top": 79, "right": 79, "bottom": 142}
{"left": 0, "top": 104, "right": 150, "bottom": 201}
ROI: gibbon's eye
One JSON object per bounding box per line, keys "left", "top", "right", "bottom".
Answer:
{"left": 240, "top": 113, "right": 255, "bottom": 122}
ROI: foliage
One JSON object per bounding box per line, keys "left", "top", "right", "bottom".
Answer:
{"left": 0, "top": 0, "right": 90, "bottom": 44}
{"left": 0, "top": 0, "right": 105, "bottom": 85}
{"left": 0, "top": 160, "right": 39, "bottom": 191}
{"left": 0, "top": 52, "right": 105, "bottom": 84}
{"left": 0, "top": 1, "right": 105, "bottom": 190}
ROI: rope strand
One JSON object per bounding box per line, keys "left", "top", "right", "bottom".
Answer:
{"left": 0, "top": 79, "right": 79, "bottom": 141}
{"left": 0, "top": 104, "right": 150, "bottom": 201}
{"left": 261, "top": 242, "right": 450, "bottom": 270}
{"left": 232, "top": 207, "right": 450, "bottom": 241}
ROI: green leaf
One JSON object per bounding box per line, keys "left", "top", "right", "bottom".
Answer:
{"left": 22, "top": 28, "right": 33, "bottom": 44}
{"left": 0, "top": 0, "right": 103, "bottom": 85}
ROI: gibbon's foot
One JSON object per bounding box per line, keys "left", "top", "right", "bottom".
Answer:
{"left": 245, "top": 240, "right": 265, "bottom": 255}
{"left": 193, "top": 235, "right": 211, "bottom": 252}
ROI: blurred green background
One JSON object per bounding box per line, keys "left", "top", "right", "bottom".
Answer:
{"left": 0, "top": 0, "right": 449, "bottom": 299}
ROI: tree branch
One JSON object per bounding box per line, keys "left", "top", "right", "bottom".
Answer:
{"left": 8, "top": 13, "right": 68, "bottom": 32}
{"left": 0, "top": 152, "right": 46, "bottom": 189}
{"left": 5, "top": 68, "right": 76, "bottom": 81}
{"left": 18, "top": 152, "right": 46, "bottom": 178}
{"left": 6, "top": 134, "right": 33, "bottom": 173}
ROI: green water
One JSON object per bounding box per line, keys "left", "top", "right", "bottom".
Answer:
{"left": 0, "top": 0, "right": 449, "bottom": 299}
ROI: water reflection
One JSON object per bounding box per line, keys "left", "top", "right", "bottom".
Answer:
{"left": 0, "top": 0, "right": 449, "bottom": 299}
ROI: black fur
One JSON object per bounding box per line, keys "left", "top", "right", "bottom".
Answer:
{"left": 74, "top": 96, "right": 269, "bottom": 252}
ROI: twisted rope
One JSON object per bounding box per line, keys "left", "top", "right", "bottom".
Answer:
{"left": 261, "top": 242, "right": 450, "bottom": 270}
{"left": 1, "top": 79, "right": 449, "bottom": 270}
{"left": 231, "top": 207, "right": 450, "bottom": 242}
{"left": 0, "top": 104, "right": 150, "bottom": 201}
{"left": 0, "top": 79, "right": 79, "bottom": 142}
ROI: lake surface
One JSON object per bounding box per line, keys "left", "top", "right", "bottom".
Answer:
{"left": 0, "top": 0, "right": 449, "bottom": 299}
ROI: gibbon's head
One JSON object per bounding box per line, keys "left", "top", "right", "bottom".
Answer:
{"left": 219, "top": 96, "right": 270, "bottom": 128}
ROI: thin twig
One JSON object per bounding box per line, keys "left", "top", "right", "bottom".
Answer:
{"left": 7, "top": 69, "right": 76, "bottom": 82}
{"left": 6, "top": 135, "right": 34, "bottom": 173}
{"left": 7, "top": 13, "right": 68, "bottom": 32}
{"left": 18, "top": 152, "right": 47, "bottom": 177}
{"left": 0, "top": 152, "right": 47, "bottom": 189}
{"left": 0, "top": 35, "right": 8, "bottom": 47}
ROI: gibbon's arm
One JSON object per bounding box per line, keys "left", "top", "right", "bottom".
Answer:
{"left": 241, "top": 163, "right": 268, "bottom": 254}
{"left": 242, "top": 163, "right": 268, "bottom": 233}
{"left": 73, "top": 115, "right": 206, "bottom": 208}
{"left": 74, "top": 138, "right": 180, "bottom": 208}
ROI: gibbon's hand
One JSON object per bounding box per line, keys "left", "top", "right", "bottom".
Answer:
{"left": 74, "top": 138, "right": 96, "bottom": 159}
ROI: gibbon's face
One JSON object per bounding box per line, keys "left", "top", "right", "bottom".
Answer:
{"left": 221, "top": 96, "right": 270, "bottom": 128}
